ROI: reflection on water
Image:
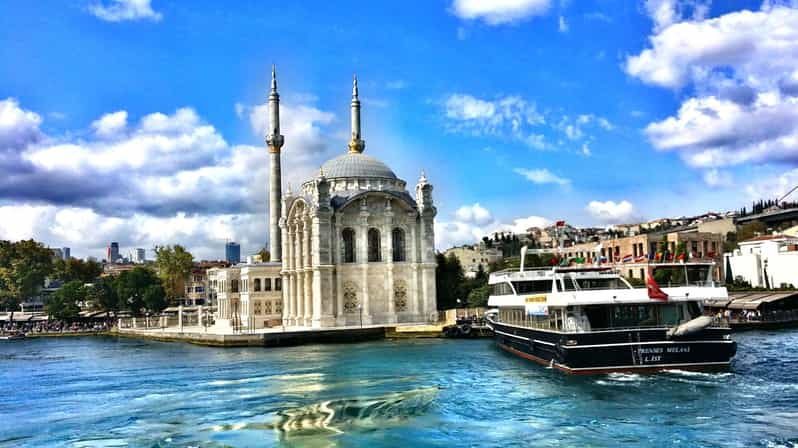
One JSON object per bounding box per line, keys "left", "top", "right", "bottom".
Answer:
{"left": 1, "top": 333, "right": 798, "bottom": 447}
{"left": 212, "top": 387, "right": 437, "bottom": 443}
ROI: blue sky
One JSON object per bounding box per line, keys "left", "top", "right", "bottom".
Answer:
{"left": 2, "top": 0, "right": 797, "bottom": 259}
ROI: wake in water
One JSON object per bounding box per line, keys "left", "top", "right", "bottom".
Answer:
{"left": 210, "top": 387, "right": 438, "bottom": 441}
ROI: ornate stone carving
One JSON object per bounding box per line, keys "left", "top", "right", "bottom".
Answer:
{"left": 343, "top": 281, "right": 359, "bottom": 313}
{"left": 394, "top": 280, "right": 407, "bottom": 312}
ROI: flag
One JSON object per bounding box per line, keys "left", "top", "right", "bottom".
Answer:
{"left": 635, "top": 254, "right": 647, "bottom": 262}
{"left": 622, "top": 254, "right": 633, "bottom": 263}
{"left": 647, "top": 266, "right": 668, "bottom": 301}
{"left": 677, "top": 253, "right": 685, "bottom": 261}
{"left": 575, "top": 257, "right": 585, "bottom": 264}
{"left": 556, "top": 220, "right": 566, "bottom": 227}
{"left": 550, "top": 256, "right": 559, "bottom": 266}
{"left": 655, "top": 252, "right": 662, "bottom": 262}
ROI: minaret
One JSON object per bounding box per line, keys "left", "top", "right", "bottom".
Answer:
{"left": 348, "top": 74, "right": 365, "bottom": 154}
{"left": 266, "top": 65, "right": 284, "bottom": 262}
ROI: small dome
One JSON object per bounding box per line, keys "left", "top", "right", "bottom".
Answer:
{"left": 321, "top": 153, "right": 397, "bottom": 180}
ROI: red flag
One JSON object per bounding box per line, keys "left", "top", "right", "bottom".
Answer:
{"left": 556, "top": 220, "right": 566, "bottom": 227}
{"left": 647, "top": 266, "right": 668, "bottom": 301}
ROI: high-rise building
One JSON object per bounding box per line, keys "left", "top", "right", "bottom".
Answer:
{"left": 225, "top": 242, "right": 241, "bottom": 264}
{"left": 133, "top": 248, "right": 146, "bottom": 264}
{"left": 107, "top": 242, "right": 120, "bottom": 263}
{"left": 62, "top": 247, "right": 70, "bottom": 260}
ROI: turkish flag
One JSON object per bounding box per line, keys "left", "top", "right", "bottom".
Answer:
{"left": 647, "top": 266, "right": 668, "bottom": 301}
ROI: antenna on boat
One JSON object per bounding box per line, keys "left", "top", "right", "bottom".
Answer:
{"left": 520, "top": 245, "right": 528, "bottom": 272}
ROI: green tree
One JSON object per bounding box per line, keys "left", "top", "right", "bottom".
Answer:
{"left": 92, "top": 277, "right": 121, "bottom": 316}
{"left": 736, "top": 221, "right": 767, "bottom": 243}
{"left": 115, "top": 267, "right": 160, "bottom": 316}
{"left": 143, "top": 284, "right": 167, "bottom": 313}
{"left": 0, "top": 239, "right": 54, "bottom": 312}
{"left": 47, "top": 280, "right": 83, "bottom": 322}
{"left": 435, "top": 253, "right": 465, "bottom": 310}
{"left": 53, "top": 257, "right": 103, "bottom": 283}
{"left": 257, "top": 248, "right": 271, "bottom": 262}
{"left": 153, "top": 245, "right": 194, "bottom": 303}
{"left": 466, "top": 284, "right": 490, "bottom": 307}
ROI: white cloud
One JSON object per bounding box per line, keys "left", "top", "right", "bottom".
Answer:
{"left": 743, "top": 168, "right": 798, "bottom": 201}
{"left": 436, "top": 202, "right": 551, "bottom": 249}
{"left": 586, "top": 200, "right": 638, "bottom": 224}
{"left": 246, "top": 102, "right": 335, "bottom": 159}
{"left": 0, "top": 98, "right": 42, "bottom": 150}
{"left": 0, "top": 97, "right": 334, "bottom": 259}
{"left": 558, "top": 15, "right": 568, "bottom": 32}
{"left": 513, "top": 168, "right": 570, "bottom": 185}
{"left": 451, "top": 0, "right": 551, "bottom": 25}
{"left": 627, "top": 5, "right": 798, "bottom": 89}
{"left": 703, "top": 168, "right": 733, "bottom": 187}
{"left": 91, "top": 110, "right": 127, "bottom": 138}
{"left": 581, "top": 142, "right": 591, "bottom": 156}
{"left": 630, "top": 4, "right": 798, "bottom": 170}
{"left": 643, "top": 0, "right": 711, "bottom": 33}
{"left": 444, "top": 93, "right": 545, "bottom": 146}
{"left": 89, "top": 0, "right": 162, "bottom": 22}
{"left": 454, "top": 203, "right": 494, "bottom": 226}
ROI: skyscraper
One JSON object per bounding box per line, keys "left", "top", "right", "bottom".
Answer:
{"left": 133, "top": 248, "right": 146, "bottom": 264}
{"left": 62, "top": 247, "right": 70, "bottom": 260}
{"left": 225, "top": 242, "right": 241, "bottom": 264}
{"left": 107, "top": 242, "right": 120, "bottom": 263}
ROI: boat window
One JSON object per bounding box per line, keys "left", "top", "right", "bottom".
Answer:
{"left": 658, "top": 304, "right": 682, "bottom": 326}
{"left": 687, "top": 301, "right": 702, "bottom": 319}
{"left": 611, "top": 305, "right": 656, "bottom": 328}
{"left": 686, "top": 266, "right": 711, "bottom": 286}
{"left": 490, "top": 282, "right": 514, "bottom": 295}
{"left": 575, "top": 278, "right": 624, "bottom": 290}
{"left": 511, "top": 280, "right": 551, "bottom": 294}
{"left": 584, "top": 306, "right": 610, "bottom": 329}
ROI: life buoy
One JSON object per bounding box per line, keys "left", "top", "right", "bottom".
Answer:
{"left": 460, "top": 324, "right": 472, "bottom": 335}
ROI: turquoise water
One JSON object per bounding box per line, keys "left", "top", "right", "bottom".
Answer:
{"left": 1, "top": 333, "right": 797, "bottom": 447}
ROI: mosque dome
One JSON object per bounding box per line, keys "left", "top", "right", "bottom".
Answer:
{"left": 321, "top": 152, "right": 397, "bottom": 180}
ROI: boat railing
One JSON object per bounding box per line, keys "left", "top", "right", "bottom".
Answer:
{"left": 494, "top": 316, "right": 729, "bottom": 332}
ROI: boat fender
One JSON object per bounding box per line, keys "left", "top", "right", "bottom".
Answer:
{"left": 667, "top": 315, "right": 714, "bottom": 338}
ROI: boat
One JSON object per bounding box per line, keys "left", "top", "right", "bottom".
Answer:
{"left": 485, "top": 261, "right": 737, "bottom": 375}
{"left": 0, "top": 331, "right": 26, "bottom": 340}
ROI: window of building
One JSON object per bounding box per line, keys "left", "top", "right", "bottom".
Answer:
{"left": 264, "top": 278, "right": 272, "bottom": 291}
{"left": 392, "top": 228, "right": 406, "bottom": 262}
{"left": 264, "top": 301, "right": 272, "bottom": 314}
{"left": 368, "top": 228, "right": 381, "bottom": 262}
{"left": 275, "top": 300, "right": 283, "bottom": 313}
{"left": 254, "top": 301, "right": 262, "bottom": 315}
{"left": 275, "top": 278, "right": 282, "bottom": 291}
{"left": 342, "top": 228, "right": 356, "bottom": 263}
{"left": 231, "top": 279, "right": 239, "bottom": 293}
{"left": 254, "top": 278, "right": 261, "bottom": 292}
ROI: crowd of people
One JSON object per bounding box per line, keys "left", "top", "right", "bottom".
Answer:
{"left": 1, "top": 319, "right": 112, "bottom": 335}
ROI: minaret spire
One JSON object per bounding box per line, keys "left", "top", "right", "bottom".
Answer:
{"left": 348, "top": 73, "right": 365, "bottom": 154}
{"left": 267, "top": 64, "right": 285, "bottom": 262}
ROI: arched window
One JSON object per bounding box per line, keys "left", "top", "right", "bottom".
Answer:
{"left": 254, "top": 278, "right": 261, "bottom": 292}
{"left": 342, "top": 228, "right": 356, "bottom": 263}
{"left": 368, "top": 228, "right": 381, "bottom": 262}
{"left": 392, "top": 228, "right": 406, "bottom": 262}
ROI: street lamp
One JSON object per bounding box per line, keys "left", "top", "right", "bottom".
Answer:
{"left": 358, "top": 304, "right": 363, "bottom": 328}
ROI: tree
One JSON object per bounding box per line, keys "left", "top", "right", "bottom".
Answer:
{"left": 53, "top": 257, "right": 102, "bottom": 283}
{"left": 737, "top": 221, "right": 767, "bottom": 243}
{"left": 143, "top": 284, "right": 167, "bottom": 313}
{"left": 153, "top": 245, "right": 194, "bottom": 303}
{"left": 0, "top": 239, "right": 54, "bottom": 312}
{"left": 257, "top": 248, "right": 271, "bottom": 262}
{"left": 115, "top": 267, "right": 160, "bottom": 316}
{"left": 47, "top": 280, "right": 83, "bottom": 322}
{"left": 92, "top": 277, "right": 120, "bottom": 316}
{"left": 435, "top": 253, "right": 465, "bottom": 310}
{"left": 467, "top": 284, "right": 490, "bottom": 307}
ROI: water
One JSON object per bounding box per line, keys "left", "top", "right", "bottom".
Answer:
{"left": 1, "top": 332, "right": 797, "bottom": 447}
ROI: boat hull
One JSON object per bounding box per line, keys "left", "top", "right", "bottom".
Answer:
{"left": 488, "top": 319, "right": 737, "bottom": 375}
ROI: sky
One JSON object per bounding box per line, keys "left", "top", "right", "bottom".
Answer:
{"left": 2, "top": 0, "right": 798, "bottom": 260}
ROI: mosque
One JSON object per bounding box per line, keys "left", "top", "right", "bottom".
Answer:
{"left": 212, "top": 68, "right": 438, "bottom": 330}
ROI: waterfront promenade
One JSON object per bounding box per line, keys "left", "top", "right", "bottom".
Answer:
{"left": 116, "top": 322, "right": 446, "bottom": 347}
